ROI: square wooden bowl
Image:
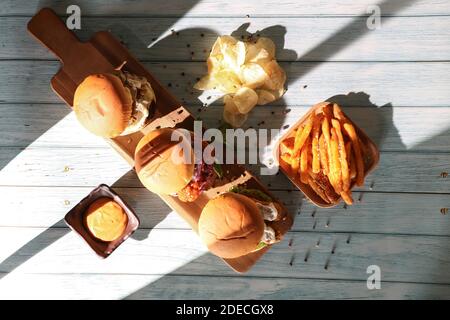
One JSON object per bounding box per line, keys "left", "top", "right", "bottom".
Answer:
{"left": 64, "top": 184, "right": 140, "bottom": 258}
{"left": 275, "top": 102, "right": 380, "bottom": 208}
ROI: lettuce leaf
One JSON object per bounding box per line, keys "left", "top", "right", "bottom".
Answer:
{"left": 229, "top": 186, "right": 272, "bottom": 202}
{"left": 213, "top": 163, "right": 223, "bottom": 179}
{"left": 254, "top": 241, "right": 268, "bottom": 251}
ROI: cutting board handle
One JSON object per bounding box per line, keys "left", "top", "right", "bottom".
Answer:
{"left": 27, "top": 8, "right": 80, "bottom": 61}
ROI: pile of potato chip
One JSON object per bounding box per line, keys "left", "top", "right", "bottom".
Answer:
{"left": 194, "top": 35, "right": 286, "bottom": 127}
{"left": 279, "top": 103, "right": 367, "bottom": 205}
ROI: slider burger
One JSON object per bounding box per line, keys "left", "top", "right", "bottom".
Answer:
{"left": 198, "top": 190, "right": 285, "bottom": 259}
{"left": 73, "top": 71, "right": 156, "bottom": 137}
{"left": 134, "top": 128, "right": 221, "bottom": 202}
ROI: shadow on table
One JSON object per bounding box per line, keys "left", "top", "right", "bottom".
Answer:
{"left": 7, "top": 0, "right": 450, "bottom": 300}
{"left": 0, "top": 219, "right": 69, "bottom": 280}
{"left": 0, "top": 171, "right": 171, "bottom": 279}
{"left": 110, "top": 170, "right": 173, "bottom": 241}
{"left": 228, "top": 22, "right": 297, "bottom": 134}
{"left": 0, "top": 0, "right": 200, "bottom": 279}
{"left": 327, "top": 91, "right": 394, "bottom": 150}
{"left": 105, "top": 20, "right": 298, "bottom": 134}
{"left": 121, "top": 92, "right": 400, "bottom": 299}
{"left": 118, "top": 0, "right": 430, "bottom": 299}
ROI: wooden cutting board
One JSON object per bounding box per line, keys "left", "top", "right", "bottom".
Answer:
{"left": 27, "top": 8, "right": 293, "bottom": 273}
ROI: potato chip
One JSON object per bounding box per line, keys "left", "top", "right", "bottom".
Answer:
{"left": 219, "top": 37, "right": 245, "bottom": 71}
{"left": 195, "top": 34, "right": 286, "bottom": 127}
{"left": 223, "top": 95, "right": 248, "bottom": 127}
{"left": 262, "top": 60, "right": 286, "bottom": 91}
{"left": 256, "top": 87, "right": 285, "bottom": 105}
{"left": 235, "top": 41, "right": 247, "bottom": 67}
{"left": 219, "top": 35, "right": 238, "bottom": 46}
{"left": 211, "top": 35, "right": 236, "bottom": 56}
{"left": 256, "top": 37, "right": 275, "bottom": 59}
{"left": 276, "top": 86, "right": 286, "bottom": 97}
{"left": 210, "top": 37, "right": 222, "bottom": 56}
{"left": 207, "top": 55, "right": 222, "bottom": 74}
{"left": 255, "top": 89, "right": 277, "bottom": 105}
{"left": 246, "top": 46, "right": 271, "bottom": 64}
{"left": 244, "top": 38, "right": 275, "bottom": 63}
{"left": 221, "top": 48, "right": 238, "bottom": 70}
{"left": 193, "top": 75, "right": 216, "bottom": 91}
{"left": 224, "top": 95, "right": 239, "bottom": 112}
{"left": 232, "top": 87, "right": 258, "bottom": 114}
{"left": 239, "top": 63, "right": 268, "bottom": 89}
{"left": 214, "top": 69, "right": 241, "bottom": 94}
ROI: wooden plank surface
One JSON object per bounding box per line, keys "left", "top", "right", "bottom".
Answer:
{"left": 2, "top": 16, "right": 450, "bottom": 61}
{"left": 1, "top": 0, "right": 449, "bottom": 16}
{"left": 1, "top": 147, "right": 448, "bottom": 193}
{"left": 1, "top": 228, "right": 450, "bottom": 284}
{"left": 1, "top": 187, "right": 449, "bottom": 236}
{"left": 1, "top": 0, "right": 449, "bottom": 299}
{"left": 1, "top": 61, "right": 449, "bottom": 106}
{"left": 1, "top": 274, "right": 449, "bottom": 300}
{"left": 0, "top": 103, "right": 450, "bottom": 152}
{"left": 1, "top": 104, "right": 450, "bottom": 152}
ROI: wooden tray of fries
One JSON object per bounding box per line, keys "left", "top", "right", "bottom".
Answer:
{"left": 27, "top": 8, "right": 293, "bottom": 273}
{"left": 276, "top": 102, "right": 379, "bottom": 207}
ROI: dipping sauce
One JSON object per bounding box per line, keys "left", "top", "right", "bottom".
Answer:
{"left": 85, "top": 197, "right": 128, "bottom": 242}
{"left": 65, "top": 184, "right": 140, "bottom": 258}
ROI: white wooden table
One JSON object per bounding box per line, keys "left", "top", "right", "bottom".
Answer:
{"left": 0, "top": 0, "right": 449, "bottom": 299}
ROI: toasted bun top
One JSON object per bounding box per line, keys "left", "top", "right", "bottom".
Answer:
{"left": 85, "top": 197, "right": 128, "bottom": 242}
{"left": 73, "top": 74, "right": 133, "bottom": 138}
{"left": 198, "top": 193, "right": 265, "bottom": 259}
{"left": 135, "top": 128, "right": 195, "bottom": 195}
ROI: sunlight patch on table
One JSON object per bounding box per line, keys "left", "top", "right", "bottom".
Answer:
{"left": 0, "top": 113, "right": 131, "bottom": 187}
{"left": 0, "top": 224, "right": 208, "bottom": 299}
{"left": 392, "top": 107, "right": 450, "bottom": 150}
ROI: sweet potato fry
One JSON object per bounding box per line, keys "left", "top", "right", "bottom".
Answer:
{"left": 280, "top": 153, "right": 292, "bottom": 166}
{"left": 282, "top": 102, "right": 364, "bottom": 206}
{"left": 322, "top": 103, "right": 333, "bottom": 119}
{"left": 340, "top": 190, "right": 354, "bottom": 205}
{"left": 350, "top": 155, "right": 356, "bottom": 179}
{"left": 293, "top": 114, "right": 314, "bottom": 158}
{"left": 290, "top": 155, "right": 300, "bottom": 172}
{"left": 290, "top": 129, "right": 301, "bottom": 170}
{"left": 346, "top": 141, "right": 357, "bottom": 180}
{"left": 321, "top": 116, "right": 331, "bottom": 144}
{"left": 311, "top": 171, "right": 341, "bottom": 204}
{"left": 343, "top": 122, "right": 364, "bottom": 186}
{"left": 321, "top": 116, "right": 334, "bottom": 181}
{"left": 330, "top": 128, "right": 342, "bottom": 194}
{"left": 332, "top": 119, "right": 350, "bottom": 191}
{"left": 280, "top": 136, "right": 295, "bottom": 155}
{"left": 332, "top": 103, "right": 346, "bottom": 121}
{"left": 358, "top": 137, "right": 368, "bottom": 158}
{"left": 345, "top": 141, "right": 352, "bottom": 159}
{"left": 319, "top": 134, "right": 329, "bottom": 175}
{"left": 299, "top": 136, "right": 310, "bottom": 184}
{"left": 312, "top": 115, "right": 322, "bottom": 173}
{"left": 307, "top": 175, "right": 330, "bottom": 204}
